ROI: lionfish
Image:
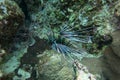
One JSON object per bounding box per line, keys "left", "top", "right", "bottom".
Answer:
{"left": 60, "top": 25, "right": 94, "bottom": 43}
{"left": 48, "top": 25, "right": 94, "bottom": 61}
{"left": 51, "top": 41, "right": 88, "bottom": 61}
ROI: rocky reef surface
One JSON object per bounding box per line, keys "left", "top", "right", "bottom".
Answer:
{"left": 0, "top": 0, "right": 120, "bottom": 80}
{"left": 0, "top": 0, "right": 25, "bottom": 43}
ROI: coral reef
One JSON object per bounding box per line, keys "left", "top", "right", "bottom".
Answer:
{"left": 101, "top": 1, "right": 120, "bottom": 79}
{"left": 37, "top": 50, "right": 98, "bottom": 80}
{"left": 29, "top": 0, "right": 115, "bottom": 55}
{"left": 13, "top": 68, "right": 31, "bottom": 80}
{"left": 0, "top": 0, "right": 25, "bottom": 42}
{"left": 37, "top": 50, "right": 75, "bottom": 80}
{"left": 0, "top": 0, "right": 120, "bottom": 80}
{"left": 74, "top": 60, "right": 97, "bottom": 80}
